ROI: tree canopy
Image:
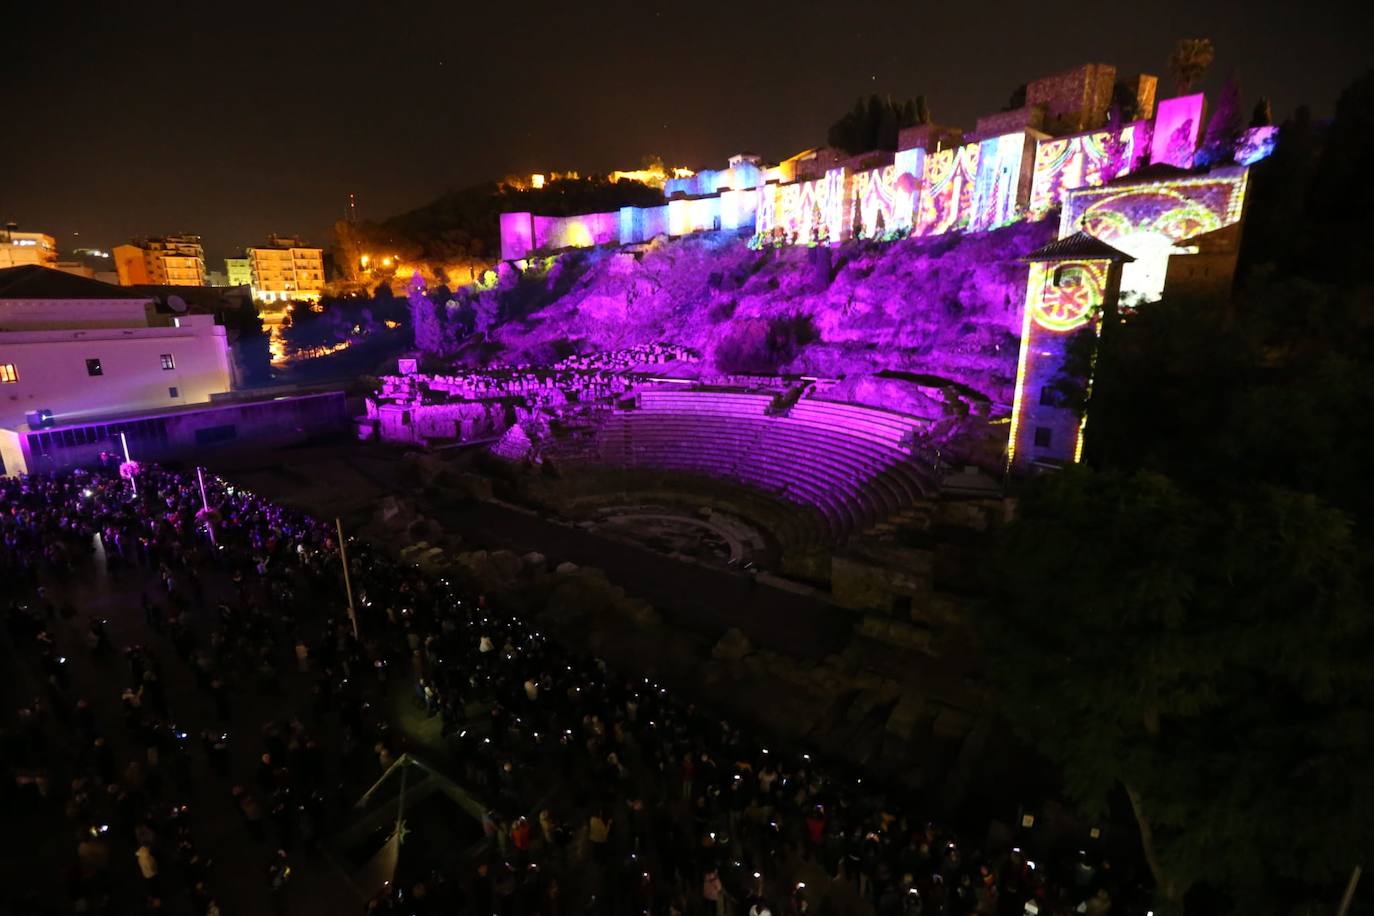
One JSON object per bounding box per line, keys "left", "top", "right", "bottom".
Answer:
{"left": 1168, "top": 38, "right": 1215, "bottom": 94}
{"left": 333, "top": 176, "right": 663, "bottom": 284}
{"left": 826, "top": 94, "right": 928, "bottom": 155}
{"left": 986, "top": 468, "right": 1372, "bottom": 911}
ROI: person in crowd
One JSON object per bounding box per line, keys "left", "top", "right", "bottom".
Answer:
{"left": 0, "top": 464, "right": 1130, "bottom": 916}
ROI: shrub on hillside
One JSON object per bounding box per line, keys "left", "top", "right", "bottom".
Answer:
{"left": 712, "top": 314, "right": 817, "bottom": 374}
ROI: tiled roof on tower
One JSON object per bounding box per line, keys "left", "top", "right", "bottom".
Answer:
{"left": 1024, "top": 231, "right": 1135, "bottom": 263}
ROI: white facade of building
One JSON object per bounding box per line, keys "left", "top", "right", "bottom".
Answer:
{"left": 0, "top": 267, "right": 233, "bottom": 432}
{"left": 0, "top": 319, "right": 232, "bottom": 429}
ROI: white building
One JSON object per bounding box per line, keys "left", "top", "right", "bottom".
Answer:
{"left": 0, "top": 266, "right": 233, "bottom": 469}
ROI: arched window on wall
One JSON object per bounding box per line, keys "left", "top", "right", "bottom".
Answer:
{"left": 1053, "top": 265, "right": 1085, "bottom": 288}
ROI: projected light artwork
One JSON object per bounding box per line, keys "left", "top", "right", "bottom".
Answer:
{"left": 756, "top": 169, "right": 846, "bottom": 243}
{"left": 1059, "top": 169, "right": 1249, "bottom": 302}
{"left": 1007, "top": 250, "right": 1123, "bottom": 472}
{"left": 1149, "top": 94, "right": 1205, "bottom": 168}
{"left": 497, "top": 77, "right": 1282, "bottom": 261}
{"left": 969, "top": 133, "right": 1032, "bottom": 232}
{"left": 916, "top": 143, "right": 981, "bottom": 236}
{"left": 1235, "top": 126, "right": 1279, "bottom": 166}
{"left": 1027, "top": 122, "right": 1150, "bottom": 218}
{"left": 1026, "top": 260, "right": 1108, "bottom": 332}
{"left": 851, "top": 165, "right": 916, "bottom": 237}
{"left": 893, "top": 146, "right": 926, "bottom": 189}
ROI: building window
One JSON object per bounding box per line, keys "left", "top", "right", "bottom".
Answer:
{"left": 1034, "top": 427, "right": 1053, "bottom": 448}
{"left": 85, "top": 358, "right": 103, "bottom": 376}
{"left": 168, "top": 387, "right": 179, "bottom": 398}
{"left": 1039, "top": 386, "right": 1061, "bottom": 407}
{"left": 160, "top": 353, "right": 175, "bottom": 370}
{"left": 0, "top": 363, "right": 17, "bottom": 384}
{"left": 1053, "top": 265, "right": 1084, "bottom": 288}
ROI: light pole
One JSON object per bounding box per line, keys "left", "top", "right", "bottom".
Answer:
{"left": 336, "top": 517, "right": 360, "bottom": 640}
{"left": 120, "top": 431, "right": 137, "bottom": 496}
{"left": 196, "top": 467, "right": 217, "bottom": 547}
{"left": 1337, "top": 865, "right": 1362, "bottom": 916}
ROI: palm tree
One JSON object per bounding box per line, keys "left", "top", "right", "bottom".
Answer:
{"left": 1169, "top": 38, "right": 1215, "bottom": 94}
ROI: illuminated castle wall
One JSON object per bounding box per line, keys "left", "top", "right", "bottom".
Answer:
{"left": 915, "top": 142, "right": 983, "bottom": 235}
{"left": 1008, "top": 165, "right": 1253, "bottom": 471}
{"left": 756, "top": 168, "right": 846, "bottom": 242}
{"left": 1026, "top": 120, "right": 1153, "bottom": 218}
{"left": 1058, "top": 166, "right": 1249, "bottom": 303}
{"left": 968, "top": 132, "right": 1038, "bottom": 231}
{"left": 498, "top": 89, "right": 1228, "bottom": 261}
{"left": 851, "top": 160, "right": 920, "bottom": 237}
{"left": 664, "top": 156, "right": 764, "bottom": 198}
{"left": 499, "top": 211, "right": 621, "bottom": 261}
{"left": 1150, "top": 93, "right": 1206, "bottom": 168}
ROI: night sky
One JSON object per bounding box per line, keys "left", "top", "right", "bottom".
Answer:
{"left": 2, "top": 0, "right": 1366, "bottom": 265}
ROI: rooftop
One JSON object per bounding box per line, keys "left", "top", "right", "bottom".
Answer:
{"left": 1024, "top": 231, "right": 1135, "bottom": 263}
{"left": 0, "top": 265, "right": 150, "bottom": 300}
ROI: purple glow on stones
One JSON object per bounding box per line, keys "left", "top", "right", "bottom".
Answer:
{"left": 1149, "top": 94, "right": 1206, "bottom": 168}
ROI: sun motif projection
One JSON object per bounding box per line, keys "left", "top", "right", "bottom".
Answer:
{"left": 916, "top": 143, "right": 981, "bottom": 236}
{"left": 1027, "top": 122, "right": 1151, "bottom": 218}
{"left": 1059, "top": 169, "right": 1249, "bottom": 302}
{"left": 1026, "top": 260, "right": 1108, "bottom": 332}
{"left": 1007, "top": 254, "right": 1118, "bottom": 471}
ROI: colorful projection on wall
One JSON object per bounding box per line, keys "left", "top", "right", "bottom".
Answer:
{"left": 1007, "top": 256, "right": 1114, "bottom": 471}
{"left": 1060, "top": 169, "right": 1249, "bottom": 302}
{"left": 850, "top": 165, "right": 917, "bottom": 237}
{"left": 500, "top": 212, "right": 535, "bottom": 261}
{"left": 1235, "top": 126, "right": 1279, "bottom": 166}
{"left": 893, "top": 147, "right": 925, "bottom": 188}
{"left": 1027, "top": 122, "right": 1150, "bottom": 218}
{"left": 1149, "top": 94, "right": 1205, "bottom": 168}
{"left": 969, "top": 133, "right": 1032, "bottom": 232}
{"left": 755, "top": 169, "right": 846, "bottom": 243}
{"left": 1026, "top": 260, "right": 1108, "bottom": 332}
{"left": 533, "top": 211, "right": 619, "bottom": 252}
{"left": 916, "top": 143, "right": 981, "bottom": 236}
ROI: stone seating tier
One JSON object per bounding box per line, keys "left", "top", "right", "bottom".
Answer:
{"left": 583, "top": 391, "right": 933, "bottom": 541}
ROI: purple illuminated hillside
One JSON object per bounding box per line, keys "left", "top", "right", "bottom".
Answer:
{"left": 464, "top": 220, "right": 1056, "bottom": 407}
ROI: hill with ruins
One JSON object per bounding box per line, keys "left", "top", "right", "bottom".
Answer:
{"left": 440, "top": 218, "right": 1056, "bottom": 414}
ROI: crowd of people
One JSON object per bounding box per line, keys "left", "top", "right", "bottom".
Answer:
{"left": 1, "top": 462, "right": 1141, "bottom": 915}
